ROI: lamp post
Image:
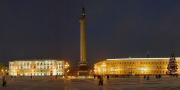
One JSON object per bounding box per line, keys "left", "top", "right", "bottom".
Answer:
{"left": 1, "top": 69, "right": 4, "bottom": 76}
{"left": 64, "top": 62, "right": 69, "bottom": 79}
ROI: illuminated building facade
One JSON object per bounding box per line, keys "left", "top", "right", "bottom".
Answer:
{"left": 9, "top": 60, "right": 69, "bottom": 76}
{"left": 94, "top": 58, "right": 180, "bottom": 76}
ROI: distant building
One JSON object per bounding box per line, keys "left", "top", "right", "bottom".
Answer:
{"left": 94, "top": 58, "right": 180, "bottom": 76}
{"left": 9, "top": 60, "right": 69, "bottom": 76}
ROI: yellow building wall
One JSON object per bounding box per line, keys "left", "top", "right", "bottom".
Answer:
{"left": 94, "top": 58, "right": 180, "bottom": 75}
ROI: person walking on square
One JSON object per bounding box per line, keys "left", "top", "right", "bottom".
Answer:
{"left": 98, "top": 76, "right": 103, "bottom": 86}
{"left": 2, "top": 76, "right": 7, "bottom": 87}
{"left": 144, "top": 75, "right": 146, "bottom": 80}
{"left": 98, "top": 76, "right": 101, "bottom": 86}
{"left": 107, "top": 75, "right": 109, "bottom": 80}
{"left": 146, "top": 75, "right": 149, "bottom": 80}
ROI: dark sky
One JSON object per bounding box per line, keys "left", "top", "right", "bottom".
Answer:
{"left": 0, "top": 0, "right": 180, "bottom": 66}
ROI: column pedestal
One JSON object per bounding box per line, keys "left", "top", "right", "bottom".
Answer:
{"left": 78, "top": 63, "right": 89, "bottom": 76}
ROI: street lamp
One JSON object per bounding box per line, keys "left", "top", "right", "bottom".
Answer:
{"left": 64, "top": 62, "right": 69, "bottom": 69}
{"left": 1, "top": 69, "right": 4, "bottom": 76}
{"left": 64, "top": 62, "right": 69, "bottom": 79}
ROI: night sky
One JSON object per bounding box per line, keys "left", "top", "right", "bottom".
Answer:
{"left": 0, "top": 0, "right": 180, "bottom": 66}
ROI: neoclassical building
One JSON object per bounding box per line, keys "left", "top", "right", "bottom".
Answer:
{"left": 9, "top": 60, "right": 69, "bottom": 76}
{"left": 94, "top": 58, "right": 180, "bottom": 76}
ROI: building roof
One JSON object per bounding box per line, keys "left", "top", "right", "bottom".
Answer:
{"left": 106, "top": 57, "right": 180, "bottom": 61}
{"left": 9, "top": 59, "right": 64, "bottom": 62}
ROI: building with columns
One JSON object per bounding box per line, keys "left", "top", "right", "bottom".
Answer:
{"left": 9, "top": 60, "right": 69, "bottom": 76}
{"left": 94, "top": 58, "right": 180, "bottom": 76}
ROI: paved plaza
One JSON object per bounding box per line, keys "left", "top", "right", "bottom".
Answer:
{"left": 1, "top": 77, "right": 180, "bottom": 90}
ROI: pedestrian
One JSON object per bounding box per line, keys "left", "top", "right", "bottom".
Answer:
{"left": 176, "top": 74, "right": 178, "bottom": 78}
{"left": 31, "top": 75, "right": 33, "bottom": 79}
{"left": 158, "top": 74, "right": 161, "bottom": 79}
{"left": 54, "top": 75, "right": 57, "bottom": 80}
{"left": 144, "top": 75, "right": 146, "bottom": 80}
{"left": 146, "top": 75, "right": 149, "bottom": 80}
{"left": 98, "top": 76, "right": 103, "bottom": 86}
{"left": 98, "top": 75, "right": 100, "bottom": 79}
{"left": 155, "top": 75, "right": 157, "bottom": 79}
{"left": 101, "top": 76, "right": 103, "bottom": 85}
{"left": 98, "top": 76, "right": 101, "bottom": 86}
{"left": 107, "top": 75, "right": 109, "bottom": 80}
{"left": 2, "top": 76, "right": 7, "bottom": 87}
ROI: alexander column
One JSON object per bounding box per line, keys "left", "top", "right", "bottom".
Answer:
{"left": 78, "top": 7, "right": 89, "bottom": 76}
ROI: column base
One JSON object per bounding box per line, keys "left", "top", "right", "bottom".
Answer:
{"left": 78, "top": 63, "right": 89, "bottom": 76}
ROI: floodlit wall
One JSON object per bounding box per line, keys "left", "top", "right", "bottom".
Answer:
{"left": 9, "top": 60, "right": 69, "bottom": 76}
{"left": 94, "top": 58, "right": 180, "bottom": 75}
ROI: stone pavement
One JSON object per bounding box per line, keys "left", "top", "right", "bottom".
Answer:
{"left": 0, "top": 77, "right": 180, "bottom": 90}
